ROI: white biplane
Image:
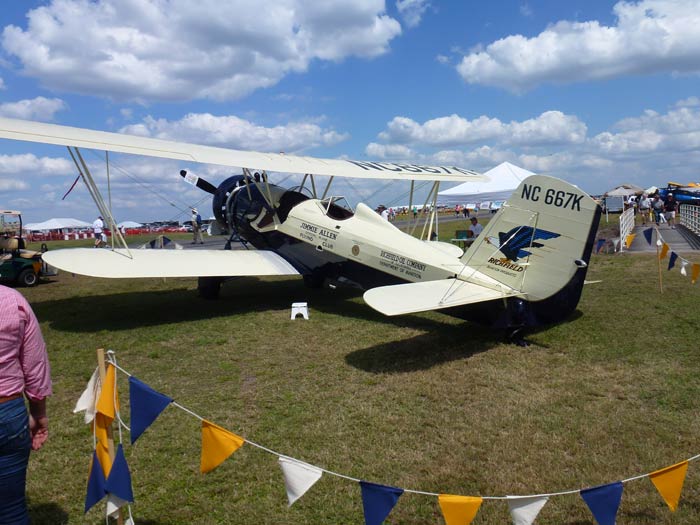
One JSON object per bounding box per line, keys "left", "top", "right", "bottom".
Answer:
{"left": 0, "top": 117, "right": 601, "bottom": 342}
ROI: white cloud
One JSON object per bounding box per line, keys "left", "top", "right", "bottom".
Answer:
{"left": 119, "top": 113, "right": 350, "bottom": 153}
{"left": 0, "top": 96, "right": 66, "bottom": 120}
{"left": 1, "top": 0, "right": 401, "bottom": 102}
{"left": 0, "top": 153, "right": 73, "bottom": 175}
{"left": 0, "top": 77, "right": 4, "bottom": 89}
{"left": 591, "top": 105, "right": 700, "bottom": 155}
{"left": 0, "top": 178, "right": 29, "bottom": 191}
{"left": 519, "top": 3, "right": 533, "bottom": 18}
{"left": 365, "top": 142, "right": 415, "bottom": 159}
{"left": 456, "top": 0, "right": 700, "bottom": 91}
{"left": 377, "top": 110, "right": 586, "bottom": 147}
{"left": 396, "top": 0, "right": 430, "bottom": 28}
{"left": 676, "top": 97, "right": 700, "bottom": 107}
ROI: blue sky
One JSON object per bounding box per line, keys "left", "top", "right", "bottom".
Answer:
{"left": 1, "top": 0, "right": 699, "bottom": 223}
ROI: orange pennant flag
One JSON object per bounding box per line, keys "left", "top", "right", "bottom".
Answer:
{"left": 95, "top": 364, "right": 120, "bottom": 422}
{"left": 650, "top": 460, "right": 688, "bottom": 512}
{"left": 692, "top": 263, "right": 700, "bottom": 285}
{"left": 93, "top": 413, "right": 113, "bottom": 477}
{"left": 200, "top": 420, "right": 245, "bottom": 474}
{"left": 438, "top": 494, "right": 483, "bottom": 525}
{"left": 625, "top": 233, "right": 636, "bottom": 248}
{"left": 659, "top": 243, "right": 669, "bottom": 260}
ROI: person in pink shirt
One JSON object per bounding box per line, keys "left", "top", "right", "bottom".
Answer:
{"left": 0, "top": 285, "right": 52, "bottom": 524}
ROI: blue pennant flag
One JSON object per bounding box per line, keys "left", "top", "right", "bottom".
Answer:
{"left": 359, "top": 481, "right": 404, "bottom": 525}
{"left": 595, "top": 238, "right": 606, "bottom": 253}
{"left": 129, "top": 376, "right": 173, "bottom": 444}
{"left": 643, "top": 228, "right": 653, "bottom": 245}
{"left": 668, "top": 252, "right": 678, "bottom": 271}
{"left": 105, "top": 444, "right": 134, "bottom": 502}
{"left": 580, "top": 481, "right": 623, "bottom": 525}
{"left": 85, "top": 450, "right": 107, "bottom": 513}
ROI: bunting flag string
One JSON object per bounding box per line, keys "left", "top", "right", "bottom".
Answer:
{"left": 645, "top": 227, "right": 700, "bottom": 285}
{"left": 75, "top": 353, "right": 700, "bottom": 523}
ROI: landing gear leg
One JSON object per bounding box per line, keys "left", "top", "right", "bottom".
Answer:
{"left": 198, "top": 277, "right": 224, "bottom": 299}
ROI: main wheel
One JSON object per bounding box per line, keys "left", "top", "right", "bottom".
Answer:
{"left": 18, "top": 268, "right": 38, "bottom": 287}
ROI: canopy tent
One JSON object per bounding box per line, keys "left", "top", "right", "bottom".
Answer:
{"left": 117, "top": 221, "right": 143, "bottom": 229}
{"left": 604, "top": 184, "right": 643, "bottom": 197}
{"left": 24, "top": 218, "right": 92, "bottom": 230}
{"left": 437, "top": 161, "right": 535, "bottom": 204}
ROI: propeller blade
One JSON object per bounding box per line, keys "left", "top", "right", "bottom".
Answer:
{"left": 180, "top": 170, "right": 217, "bottom": 195}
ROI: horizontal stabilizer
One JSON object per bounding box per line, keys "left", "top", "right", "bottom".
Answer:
{"left": 426, "top": 240, "right": 464, "bottom": 258}
{"left": 42, "top": 248, "right": 299, "bottom": 278}
{"left": 363, "top": 279, "right": 519, "bottom": 316}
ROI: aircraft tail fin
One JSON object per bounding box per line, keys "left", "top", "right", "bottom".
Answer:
{"left": 460, "top": 175, "right": 600, "bottom": 307}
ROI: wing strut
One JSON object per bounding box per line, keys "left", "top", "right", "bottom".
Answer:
{"left": 412, "top": 181, "right": 441, "bottom": 240}
{"left": 67, "top": 147, "right": 131, "bottom": 256}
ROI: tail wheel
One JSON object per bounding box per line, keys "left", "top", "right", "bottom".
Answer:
{"left": 18, "top": 268, "right": 38, "bottom": 287}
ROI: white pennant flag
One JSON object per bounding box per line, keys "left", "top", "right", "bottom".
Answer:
{"left": 278, "top": 456, "right": 323, "bottom": 506}
{"left": 507, "top": 495, "right": 549, "bottom": 525}
{"left": 656, "top": 238, "right": 663, "bottom": 247}
{"left": 106, "top": 494, "right": 128, "bottom": 518}
{"left": 681, "top": 260, "right": 689, "bottom": 276}
{"left": 73, "top": 367, "right": 101, "bottom": 424}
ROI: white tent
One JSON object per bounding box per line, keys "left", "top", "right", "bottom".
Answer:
{"left": 24, "top": 218, "right": 92, "bottom": 230}
{"left": 605, "top": 184, "right": 642, "bottom": 197}
{"left": 438, "top": 161, "right": 534, "bottom": 203}
{"left": 118, "top": 221, "right": 143, "bottom": 229}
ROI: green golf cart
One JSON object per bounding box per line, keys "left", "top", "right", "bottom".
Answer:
{"left": 0, "top": 210, "right": 56, "bottom": 287}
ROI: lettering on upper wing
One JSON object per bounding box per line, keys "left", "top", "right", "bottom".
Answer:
{"left": 347, "top": 160, "right": 476, "bottom": 176}
{"left": 520, "top": 184, "right": 583, "bottom": 211}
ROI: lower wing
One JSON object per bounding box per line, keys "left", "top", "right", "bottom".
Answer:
{"left": 363, "top": 279, "right": 520, "bottom": 316}
{"left": 42, "top": 248, "right": 299, "bottom": 278}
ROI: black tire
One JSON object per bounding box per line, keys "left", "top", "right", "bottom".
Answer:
{"left": 198, "top": 276, "right": 223, "bottom": 299}
{"left": 18, "top": 268, "right": 38, "bottom": 287}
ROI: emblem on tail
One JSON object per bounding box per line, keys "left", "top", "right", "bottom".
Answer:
{"left": 494, "top": 226, "right": 560, "bottom": 262}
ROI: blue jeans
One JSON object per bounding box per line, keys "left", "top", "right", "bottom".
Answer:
{"left": 0, "top": 397, "right": 31, "bottom": 525}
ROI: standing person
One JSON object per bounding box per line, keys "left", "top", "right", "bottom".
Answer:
{"left": 191, "top": 208, "right": 203, "bottom": 244}
{"left": 92, "top": 216, "right": 104, "bottom": 248}
{"left": 652, "top": 195, "right": 664, "bottom": 225}
{"left": 638, "top": 193, "right": 651, "bottom": 225}
{"left": 664, "top": 193, "right": 679, "bottom": 229}
{"left": 0, "top": 285, "right": 52, "bottom": 524}
{"left": 468, "top": 216, "right": 483, "bottom": 238}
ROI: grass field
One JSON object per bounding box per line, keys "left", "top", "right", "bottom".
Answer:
{"left": 14, "top": 229, "right": 700, "bottom": 524}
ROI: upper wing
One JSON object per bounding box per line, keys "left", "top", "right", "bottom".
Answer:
{"left": 42, "top": 248, "right": 299, "bottom": 278}
{"left": 363, "top": 278, "right": 521, "bottom": 316}
{"left": 0, "top": 117, "right": 485, "bottom": 182}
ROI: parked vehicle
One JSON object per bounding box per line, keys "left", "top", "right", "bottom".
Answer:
{"left": 0, "top": 210, "right": 57, "bottom": 286}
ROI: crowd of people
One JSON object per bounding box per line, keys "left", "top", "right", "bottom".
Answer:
{"left": 627, "top": 192, "right": 679, "bottom": 228}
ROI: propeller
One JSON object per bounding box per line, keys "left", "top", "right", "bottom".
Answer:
{"left": 180, "top": 170, "right": 217, "bottom": 195}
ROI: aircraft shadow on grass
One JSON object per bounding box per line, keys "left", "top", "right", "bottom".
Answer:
{"left": 33, "top": 276, "right": 581, "bottom": 371}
